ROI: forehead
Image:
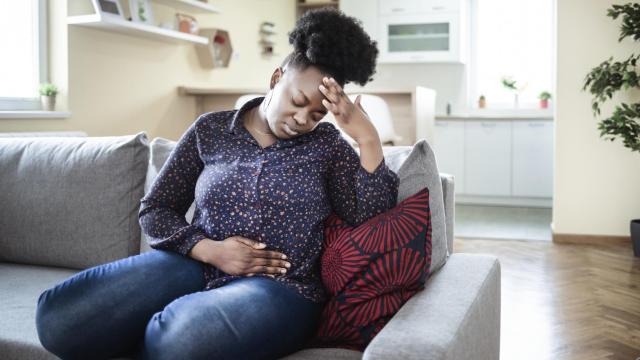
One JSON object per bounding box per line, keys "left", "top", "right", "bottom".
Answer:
{"left": 284, "top": 66, "right": 325, "bottom": 100}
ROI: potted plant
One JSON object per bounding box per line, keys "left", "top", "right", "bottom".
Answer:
{"left": 501, "top": 76, "right": 528, "bottom": 108}
{"left": 39, "top": 83, "right": 58, "bottom": 111}
{"left": 538, "top": 91, "right": 552, "bottom": 109}
{"left": 582, "top": 3, "right": 640, "bottom": 256}
{"left": 478, "top": 95, "right": 486, "bottom": 108}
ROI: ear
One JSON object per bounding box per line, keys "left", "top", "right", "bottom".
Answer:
{"left": 270, "top": 67, "right": 284, "bottom": 90}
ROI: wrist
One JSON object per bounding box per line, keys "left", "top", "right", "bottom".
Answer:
{"left": 188, "top": 238, "right": 219, "bottom": 264}
{"left": 355, "top": 133, "right": 380, "bottom": 146}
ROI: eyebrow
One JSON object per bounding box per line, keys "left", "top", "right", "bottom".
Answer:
{"left": 297, "top": 89, "right": 328, "bottom": 114}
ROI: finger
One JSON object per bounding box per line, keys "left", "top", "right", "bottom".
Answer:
{"left": 246, "top": 272, "right": 255, "bottom": 277}
{"left": 319, "top": 84, "right": 339, "bottom": 103}
{"left": 248, "top": 265, "right": 287, "bottom": 275}
{"left": 254, "top": 257, "right": 291, "bottom": 269}
{"left": 322, "top": 98, "right": 339, "bottom": 115}
{"left": 322, "top": 77, "right": 343, "bottom": 103}
{"left": 252, "top": 249, "right": 287, "bottom": 260}
{"left": 328, "top": 77, "right": 347, "bottom": 99}
{"left": 236, "top": 237, "right": 266, "bottom": 249}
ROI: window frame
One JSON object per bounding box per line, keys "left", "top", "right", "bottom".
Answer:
{"left": 0, "top": 0, "right": 49, "bottom": 111}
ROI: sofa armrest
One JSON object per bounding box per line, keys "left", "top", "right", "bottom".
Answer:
{"left": 439, "top": 173, "right": 455, "bottom": 256}
{"left": 363, "top": 253, "right": 501, "bottom": 360}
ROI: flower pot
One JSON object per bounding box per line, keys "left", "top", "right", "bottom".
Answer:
{"left": 478, "top": 98, "right": 486, "bottom": 108}
{"left": 631, "top": 219, "right": 640, "bottom": 257}
{"left": 41, "top": 95, "right": 56, "bottom": 111}
{"left": 540, "top": 99, "right": 549, "bottom": 109}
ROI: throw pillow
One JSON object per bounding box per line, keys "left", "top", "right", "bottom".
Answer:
{"left": 308, "top": 186, "right": 432, "bottom": 351}
{"left": 364, "top": 139, "right": 449, "bottom": 276}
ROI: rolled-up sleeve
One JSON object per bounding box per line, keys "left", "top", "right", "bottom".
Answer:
{"left": 326, "top": 131, "right": 400, "bottom": 226}
{"left": 138, "top": 117, "right": 207, "bottom": 256}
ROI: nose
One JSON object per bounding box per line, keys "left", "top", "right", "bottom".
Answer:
{"left": 293, "top": 111, "right": 309, "bottom": 127}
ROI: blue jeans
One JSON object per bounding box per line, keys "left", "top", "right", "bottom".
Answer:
{"left": 35, "top": 249, "right": 324, "bottom": 360}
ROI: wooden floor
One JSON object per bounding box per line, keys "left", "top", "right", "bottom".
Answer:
{"left": 453, "top": 238, "right": 640, "bottom": 360}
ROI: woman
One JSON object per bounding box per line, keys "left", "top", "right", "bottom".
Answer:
{"left": 35, "top": 7, "right": 399, "bottom": 360}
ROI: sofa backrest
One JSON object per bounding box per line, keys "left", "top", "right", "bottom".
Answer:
{"left": 0, "top": 132, "right": 149, "bottom": 269}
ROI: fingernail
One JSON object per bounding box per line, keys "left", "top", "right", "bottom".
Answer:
{"left": 285, "top": 262, "right": 291, "bottom": 268}
{"left": 282, "top": 255, "right": 287, "bottom": 259}
{"left": 281, "top": 269, "right": 286, "bottom": 273}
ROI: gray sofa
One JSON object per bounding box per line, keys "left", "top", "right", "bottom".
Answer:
{"left": 0, "top": 130, "right": 501, "bottom": 360}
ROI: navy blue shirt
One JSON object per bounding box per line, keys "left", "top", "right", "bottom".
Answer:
{"left": 138, "top": 96, "right": 400, "bottom": 303}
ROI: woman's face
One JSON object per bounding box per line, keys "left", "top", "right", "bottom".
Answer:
{"left": 263, "top": 65, "right": 330, "bottom": 139}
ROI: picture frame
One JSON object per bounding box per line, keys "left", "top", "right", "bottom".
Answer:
{"left": 128, "top": 0, "right": 155, "bottom": 25}
{"left": 92, "top": 0, "right": 124, "bottom": 19}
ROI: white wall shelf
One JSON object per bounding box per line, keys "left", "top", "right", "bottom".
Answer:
{"left": 0, "top": 111, "right": 72, "bottom": 119}
{"left": 153, "top": 0, "right": 221, "bottom": 14}
{"left": 67, "top": 14, "right": 209, "bottom": 45}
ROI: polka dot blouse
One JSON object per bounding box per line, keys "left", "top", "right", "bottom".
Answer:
{"left": 138, "top": 96, "right": 400, "bottom": 303}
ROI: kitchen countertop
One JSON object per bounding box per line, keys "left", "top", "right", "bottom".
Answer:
{"left": 435, "top": 111, "right": 554, "bottom": 120}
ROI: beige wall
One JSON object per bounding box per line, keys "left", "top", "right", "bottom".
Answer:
{"left": 553, "top": 0, "right": 640, "bottom": 238}
{"left": 0, "top": 0, "right": 295, "bottom": 140}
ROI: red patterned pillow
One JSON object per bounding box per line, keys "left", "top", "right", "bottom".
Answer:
{"left": 307, "top": 186, "right": 433, "bottom": 351}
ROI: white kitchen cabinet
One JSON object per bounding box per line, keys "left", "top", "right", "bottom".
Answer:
{"left": 512, "top": 121, "right": 554, "bottom": 197}
{"left": 464, "top": 121, "right": 512, "bottom": 196}
{"left": 434, "top": 120, "right": 465, "bottom": 194}
{"left": 342, "top": 0, "right": 467, "bottom": 63}
{"left": 339, "top": 0, "right": 379, "bottom": 41}
{"left": 378, "top": 0, "right": 417, "bottom": 15}
{"left": 419, "top": 0, "right": 461, "bottom": 12}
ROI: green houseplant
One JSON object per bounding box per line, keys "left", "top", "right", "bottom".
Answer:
{"left": 501, "top": 76, "right": 528, "bottom": 108}
{"left": 582, "top": 2, "right": 640, "bottom": 256}
{"left": 538, "top": 91, "right": 552, "bottom": 109}
{"left": 39, "top": 83, "right": 58, "bottom": 111}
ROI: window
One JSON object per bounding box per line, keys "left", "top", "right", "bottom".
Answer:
{"left": 468, "top": 0, "right": 555, "bottom": 109}
{"left": 0, "top": 0, "right": 48, "bottom": 111}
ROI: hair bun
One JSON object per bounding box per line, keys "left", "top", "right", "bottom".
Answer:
{"left": 287, "top": 8, "right": 378, "bottom": 86}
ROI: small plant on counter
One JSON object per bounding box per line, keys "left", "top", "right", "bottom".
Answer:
{"left": 538, "top": 91, "right": 552, "bottom": 109}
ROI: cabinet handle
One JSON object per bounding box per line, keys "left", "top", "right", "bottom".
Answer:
{"left": 528, "top": 122, "right": 545, "bottom": 127}
{"left": 481, "top": 122, "right": 497, "bottom": 127}
{"left": 432, "top": 6, "right": 445, "bottom": 10}
{"left": 391, "top": 7, "right": 405, "bottom": 12}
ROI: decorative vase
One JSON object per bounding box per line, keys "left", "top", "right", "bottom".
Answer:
{"left": 479, "top": 98, "right": 486, "bottom": 108}
{"left": 631, "top": 219, "right": 640, "bottom": 257}
{"left": 513, "top": 93, "right": 519, "bottom": 108}
{"left": 41, "top": 95, "right": 56, "bottom": 111}
{"left": 540, "top": 99, "right": 549, "bottom": 109}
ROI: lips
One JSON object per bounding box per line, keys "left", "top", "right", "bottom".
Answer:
{"left": 283, "top": 123, "right": 299, "bottom": 136}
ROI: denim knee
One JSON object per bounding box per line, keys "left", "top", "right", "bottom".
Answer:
{"left": 140, "top": 297, "right": 215, "bottom": 360}
{"left": 35, "top": 285, "right": 84, "bottom": 359}
{"left": 34, "top": 250, "right": 206, "bottom": 360}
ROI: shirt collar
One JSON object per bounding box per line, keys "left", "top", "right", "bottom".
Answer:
{"left": 226, "top": 95, "right": 265, "bottom": 135}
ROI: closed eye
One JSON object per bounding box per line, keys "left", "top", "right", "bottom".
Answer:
{"left": 292, "top": 97, "right": 324, "bottom": 121}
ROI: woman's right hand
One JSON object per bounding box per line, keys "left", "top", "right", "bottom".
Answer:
{"left": 188, "top": 236, "right": 290, "bottom": 278}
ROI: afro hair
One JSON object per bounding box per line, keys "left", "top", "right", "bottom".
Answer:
{"left": 283, "top": 7, "right": 379, "bottom": 87}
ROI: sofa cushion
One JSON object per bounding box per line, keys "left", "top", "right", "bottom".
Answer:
{"left": 0, "top": 262, "right": 79, "bottom": 359}
{"left": 310, "top": 187, "right": 432, "bottom": 351}
{"left": 0, "top": 132, "right": 149, "bottom": 269}
{"left": 357, "top": 139, "right": 449, "bottom": 274}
